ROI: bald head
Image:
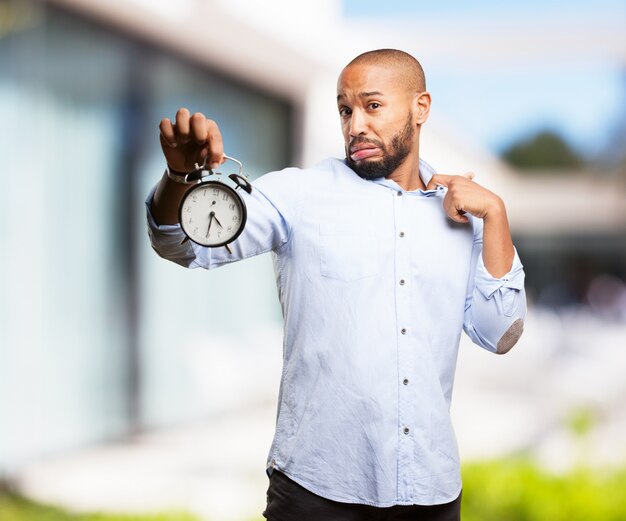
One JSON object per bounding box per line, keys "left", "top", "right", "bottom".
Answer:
{"left": 344, "top": 49, "right": 426, "bottom": 94}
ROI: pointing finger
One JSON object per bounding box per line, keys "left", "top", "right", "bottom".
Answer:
{"left": 425, "top": 174, "right": 454, "bottom": 191}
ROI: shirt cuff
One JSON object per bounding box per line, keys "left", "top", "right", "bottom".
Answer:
{"left": 475, "top": 248, "right": 526, "bottom": 316}
{"left": 145, "top": 185, "right": 185, "bottom": 236}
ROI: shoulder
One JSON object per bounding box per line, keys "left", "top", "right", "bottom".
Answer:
{"left": 253, "top": 158, "right": 353, "bottom": 190}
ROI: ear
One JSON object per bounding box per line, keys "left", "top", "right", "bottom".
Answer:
{"left": 413, "top": 91, "right": 431, "bottom": 125}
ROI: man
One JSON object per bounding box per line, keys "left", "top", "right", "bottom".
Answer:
{"left": 147, "top": 49, "right": 526, "bottom": 521}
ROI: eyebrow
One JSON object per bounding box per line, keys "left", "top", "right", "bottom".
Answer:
{"left": 337, "top": 91, "right": 385, "bottom": 101}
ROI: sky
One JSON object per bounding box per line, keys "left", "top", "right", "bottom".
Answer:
{"left": 342, "top": 0, "right": 626, "bottom": 159}
{"left": 342, "top": 0, "right": 626, "bottom": 18}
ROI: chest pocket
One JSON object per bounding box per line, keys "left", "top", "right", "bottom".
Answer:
{"left": 319, "top": 223, "right": 387, "bottom": 282}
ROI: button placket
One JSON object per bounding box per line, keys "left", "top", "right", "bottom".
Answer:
{"left": 394, "top": 187, "right": 414, "bottom": 498}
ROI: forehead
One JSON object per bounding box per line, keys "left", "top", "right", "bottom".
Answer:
{"left": 337, "top": 63, "right": 404, "bottom": 99}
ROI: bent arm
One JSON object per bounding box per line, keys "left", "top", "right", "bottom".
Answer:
{"left": 463, "top": 218, "right": 527, "bottom": 354}
{"left": 481, "top": 197, "right": 515, "bottom": 278}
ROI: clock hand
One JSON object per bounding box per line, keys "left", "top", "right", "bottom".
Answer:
{"left": 206, "top": 212, "right": 215, "bottom": 238}
{"left": 213, "top": 215, "right": 224, "bottom": 229}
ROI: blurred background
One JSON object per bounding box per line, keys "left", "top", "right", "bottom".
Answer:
{"left": 1, "top": 0, "right": 625, "bottom": 520}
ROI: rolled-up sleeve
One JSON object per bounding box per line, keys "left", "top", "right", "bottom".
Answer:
{"left": 463, "top": 226, "right": 527, "bottom": 354}
{"left": 145, "top": 185, "right": 203, "bottom": 268}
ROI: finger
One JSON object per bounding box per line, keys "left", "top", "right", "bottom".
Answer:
{"left": 190, "top": 112, "right": 208, "bottom": 144}
{"left": 463, "top": 172, "right": 475, "bottom": 181}
{"left": 450, "top": 211, "right": 469, "bottom": 223}
{"left": 425, "top": 174, "right": 454, "bottom": 191}
{"left": 175, "top": 108, "right": 191, "bottom": 143}
{"left": 159, "top": 118, "right": 176, "bottom": 147}
{"left": 443, "top": 191, "right": 469, "bottom": 224}
{"left": 205, "top": 119, "right": 224, "bottom": 168}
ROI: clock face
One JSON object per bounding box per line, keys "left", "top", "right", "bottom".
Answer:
{"left": 179, "top": 181, "right": 247, "bottom": 247}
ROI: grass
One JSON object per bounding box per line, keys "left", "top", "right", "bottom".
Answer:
{"left": 462, "top": 459, "right": 626, "bottom": 521}
{"left": 0, "top": 491, "right": 200, "bottom": 521}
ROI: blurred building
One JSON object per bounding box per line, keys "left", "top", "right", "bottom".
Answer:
{"left": 1, "top": 0, "right": 625, "bottom": 491}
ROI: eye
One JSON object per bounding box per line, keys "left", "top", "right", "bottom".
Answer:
{"left": 339, "top": 106, "right": 352, "bottom": 117}
{"left": 368, "top": 102, "right": 381, "bottom": 110}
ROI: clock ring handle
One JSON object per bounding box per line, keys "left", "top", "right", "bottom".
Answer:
{"left": 191, "top": 154, "right": 251, "bottom": 192}
{"left": 229, "top": 173, "right": 252, "bottom": 194}
{"left": 194, "top": 154, "right": 244, "bottom": 177}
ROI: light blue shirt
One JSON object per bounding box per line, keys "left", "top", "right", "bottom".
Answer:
{"left": 146, "top": 157, "right": 526, "bottom": 507}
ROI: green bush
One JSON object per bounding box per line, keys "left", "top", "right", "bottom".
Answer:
{"left": 462, "top": 459, "right": 626, "bottom": 521}
{"left": 3, "top": 460, "right": 626, "bottom": 521}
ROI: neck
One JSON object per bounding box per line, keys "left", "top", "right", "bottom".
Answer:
{"left": 385, "top": 149, "right": 424, "bottom": 191}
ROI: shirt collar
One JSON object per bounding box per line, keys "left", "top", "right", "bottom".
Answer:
{"left": 370, "top": 158, "right": 440, "bottom": 196}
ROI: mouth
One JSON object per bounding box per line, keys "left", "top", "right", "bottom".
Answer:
{"left": 349, "top": 143, "right": 381, "bottom": 162}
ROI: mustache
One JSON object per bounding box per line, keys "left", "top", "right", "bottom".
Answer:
{"left": 348, "top": 136, "right": 384, "bottom": 149}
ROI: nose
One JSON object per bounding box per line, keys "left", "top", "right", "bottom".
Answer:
{"left": 349, "top": 109, "right": 367, "bottom": 137}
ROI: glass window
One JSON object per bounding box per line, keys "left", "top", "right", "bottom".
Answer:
{"left": 0, "top": 3, "right": 293, "bottom": 471}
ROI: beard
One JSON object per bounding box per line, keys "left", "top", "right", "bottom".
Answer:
{"left": 345, "top": 114, "right": 415, "bottom": 181}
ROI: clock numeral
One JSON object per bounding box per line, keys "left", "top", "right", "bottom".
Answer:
{"left": 228, "top": 203, "right": 235, "bottom": 210}
{"left": 186, "top": 207, "right": 191, "bottom": 213}
{"left": 222, "top": 193, "right": 229, "bottom": 201}
{"left": 227, "top": 226, "right": 233, "bottom": 232}
{"left": 188, "top": 218, "right": 193, "bottom": 224}
{"left": 192, "top": 195, "right": 197, "bottom": 202}
{"left": 232, "top": 216, "right": 239, "bottom": 222}
{"left": 212, "top": 188, "right": 219, "bottom": 196}
{"left": 217, "top": 232, "right": 222, "bottom": 238}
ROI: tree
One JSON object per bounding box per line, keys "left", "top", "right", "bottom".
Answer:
{"left": 501, "top": 130, "right": 584, "bottom": 170}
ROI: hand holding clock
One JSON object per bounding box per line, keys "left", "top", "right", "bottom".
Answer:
{"left": 159, "top": 108, "right": 226, "bottom": 174}
{"left": 152, "top": 109, "right": 227, "bottom": 226}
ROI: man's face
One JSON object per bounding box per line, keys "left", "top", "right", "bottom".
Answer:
{"left": 337, "top": 63, "right": 418, "bottom": 180}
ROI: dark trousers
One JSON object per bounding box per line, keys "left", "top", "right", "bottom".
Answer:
{"left": 263, "top": 470, "right": 461, "bottom": 521}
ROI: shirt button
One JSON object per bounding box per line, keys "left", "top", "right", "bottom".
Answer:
{"left": 397, "top": 191, "right": 403, "bottom": 196}
{"left": 401, "top": 328, "right": 407, "bottom": 335}
{"left": 403, "top": 378, "right": 409, "bottom": 385}
{"left": 399, "top": 279, "right": 405, "bottom": 286}
{"left": 403, "top": 427, "right": 410, "bottom": 435}
{"left": 399, "top": 232, "right": 405, "bottom": 238}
